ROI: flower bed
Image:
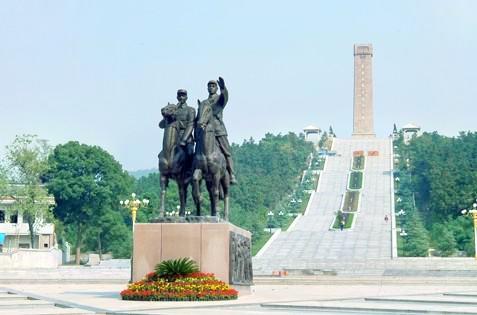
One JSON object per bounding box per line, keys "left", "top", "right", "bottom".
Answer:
{"left": 121, "top": 272, "right": 238, "bottom": 301}
{"left": 352, "top": 156, "right": 365, "bottom": 170}
{"left": 348, "top": 171, "right": 363, "bottom": 190}
{"left": 332, "top": 212, "right": 354, "bottom": 229}
{"left": 342, "top": 191, "right": 360, "bottom": 212}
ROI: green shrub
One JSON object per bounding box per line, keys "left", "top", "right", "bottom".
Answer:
{"left": 349, "top": 172, "right": 363, "bottom": 190}
{"left": 155, "top": 258, "right": 199, "bottom": 281}
{"left": 352, "top": 156, "right": 365, "bottom": 170}
{"left": 332, "top": 212, "right": 354, "bottom": 229}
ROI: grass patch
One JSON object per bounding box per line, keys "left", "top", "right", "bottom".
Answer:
{"left": 342, "top": 191, "right": 360, "bottom": 212}
{"left": 349, "top": 171, "right": 363, "bottom": 190}
{"left": 280, "top": 213, "right": 298, "bottom": 231}
{"left": 299, "top": 192, "right": 312, "bottom": 213}
{"left": 352, "top": 156, "right": 365, "bottom": 170}
{"left": 252, "top": 233, "right": 273, "bottom": 256}
{"left": 332, "top": 212, "right": 354, "bottom": 229}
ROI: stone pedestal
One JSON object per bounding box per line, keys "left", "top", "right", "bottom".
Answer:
{"left": 132, "top": 220, "right": 252, "bottom": 286}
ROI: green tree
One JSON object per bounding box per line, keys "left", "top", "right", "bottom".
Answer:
{"left": 83, "top": 208, "right": 132, "bottom": 258}
{"left": 447, "top": 216, "right": 474, "bottom": 256}
{"left": 4, "top": 135, "right": 52, "bottom": 248}
{"left": 402, "top": 214, "right": 430, "bottom": 257}
{"left": 230, "top": 132, "right": 313, "bottom": 243}
{"left": 0, "top": 164, "right": 8, "bottom": 195}
{"left": 319, "top": 131, "right": 328, "bottom": 149}
{"left": 430, "top": 223, "right": 457, "bottom": 256}
{"left": 395, "top": 131, "right": 477, "bottom": 256}
{"left": 45, "top": 141, "right": 133, "bottom": 263}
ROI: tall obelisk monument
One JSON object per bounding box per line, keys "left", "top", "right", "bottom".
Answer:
{"left": 352, "top": 44, "right": 375, "bottom": 138}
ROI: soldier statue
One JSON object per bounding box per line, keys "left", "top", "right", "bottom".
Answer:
{"left": 198, "top": 77, "right": 237, "bottom": 184}
{"left": 158, "top": 89, "right": 196, "bottom": 216}
{"left": 159, "top": 89, "right": 195, "bottom": 178}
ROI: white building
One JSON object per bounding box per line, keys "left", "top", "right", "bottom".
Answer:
{"left": 303, "top": 125, "right": 321, "bottom": 145}
{"left": 0, "top": 195, "right": 56, "bottom": 251}
{"left": 402, "top": 123, "right": 422, "bottom": 145}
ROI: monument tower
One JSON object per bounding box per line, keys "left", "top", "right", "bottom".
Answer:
{"left": 352, "top": 44, "right": 375, "bottom": 138}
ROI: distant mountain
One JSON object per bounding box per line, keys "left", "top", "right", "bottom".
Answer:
{"left": 128, "top": 168, "right": 158, "bottom": 179}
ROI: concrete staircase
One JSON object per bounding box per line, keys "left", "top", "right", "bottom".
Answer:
{"left": 254, "top": 138, "right": 396, "bottom": 275}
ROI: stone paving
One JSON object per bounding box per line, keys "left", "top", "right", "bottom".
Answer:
{"left": 0, "top": 288, "right": 95, "bottom": 314}
{"left": 4, "top": 280, "right": 477, "bottom": 314}
{"left": 253, "top": 138, "right": 394, "bottom": 275}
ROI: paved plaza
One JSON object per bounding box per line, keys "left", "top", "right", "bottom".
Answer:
{"left": 3, "top": 273, "right": 477, "bottom": 314}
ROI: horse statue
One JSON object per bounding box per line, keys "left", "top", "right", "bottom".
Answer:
{"left": 191, "top": 100, "right": 230, "bottom": 220}
{"left": 157, "top": 103, "right": 191, "bottom": 216}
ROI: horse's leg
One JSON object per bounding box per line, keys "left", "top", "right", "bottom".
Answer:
{"left": 221, "top": 175, "right": 230, "bottom": 221}
{"left": 192, "top": 169, "right": 202, "bottom": 216}
{"left": 210, "top": 173, "right": 221, "bottom": 218}
{"left": 178, "top": 180, "right": 187, "bottom": 216}
{"left": 159, "top": 174, "right": 168, "bottom": 217}
{"left": 205, "top": 179, "right": 216, "bottom": 217}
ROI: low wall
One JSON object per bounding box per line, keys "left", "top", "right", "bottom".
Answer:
{"left": 0, "top": 249, "right": 61, "bottom": 268}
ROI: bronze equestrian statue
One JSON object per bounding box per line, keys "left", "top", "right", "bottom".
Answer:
{"left": 191, "top": 77, "right": 234, "bottom": 219}
{"left": 157, "top": 89, "right": 195, "bottom": 216}
{"left": 158, "top": 78, "right": 236, "bottom": 220}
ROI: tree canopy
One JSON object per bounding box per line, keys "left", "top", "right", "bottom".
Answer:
{"left": 3, "top": 135, "right": 52, "bottom": 248}
{"left": 45, "top": 141, "right": 134, "bottom": 261}
{"left": 395, "top": 131, "right": 477, "bottom": 256}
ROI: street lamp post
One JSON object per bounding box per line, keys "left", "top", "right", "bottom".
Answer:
{"left": 120, "top": 193, "right": 149, "bottom": 282}
{"left": 461, "top": 200, "right": 477, "bottom": 260}
{"left": 277, "top": 210, "right": 285, "bottom": 228}
{"left": 399, "top": 227, "right": 408, "bottom": 256}
{"left": 267, "top": 211, "right": 274, "bottom": 234}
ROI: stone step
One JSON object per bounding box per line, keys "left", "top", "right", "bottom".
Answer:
{"left": 263, "top": 298, "right": 477, "bottom": 314}
{"left": 0, "top": 306, "right": 95, "bottom": 315}
{"left": 446, "top": 293, "right": 477, "bottom": 298}
{"left": 0, "top": 292, "right": 27, "bottom": 300}
{"left": 366, "top": 295, "right": 477, "bottom": 305}
{"left": 253, "top": 276, "right": 477, "bottom": 285}
{"left": 0, "top": 299, "right": 53, "bottom": 308}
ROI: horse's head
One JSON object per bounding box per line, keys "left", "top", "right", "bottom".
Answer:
{"left": 161, "top": 103, "right": 177, "bottom": 124}
{"left": 197, "top": 100, "right": 213, "bottom": 128}
{"left": 159, "top": 103, "right": 180, "bottom": 165}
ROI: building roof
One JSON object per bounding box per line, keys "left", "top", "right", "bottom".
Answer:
{"left": 303, "top": 125, "right": 321, "bottom": 132}
{"left": 0, "top": 195, "right": 55, "bottom": 206}
{"left": 0, "top": 196, "right": 17, "bottom": 205}
{"left": 402, "top": 123, "right": 420, "bottom": 130}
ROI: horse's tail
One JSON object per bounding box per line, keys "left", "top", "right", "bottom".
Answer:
{"left": 219, "top": 183, "right": 224, "bottom": 200}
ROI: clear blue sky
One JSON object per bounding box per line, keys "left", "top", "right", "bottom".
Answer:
{"left": 1, "top": 1, "right": 476, "bottom": 170}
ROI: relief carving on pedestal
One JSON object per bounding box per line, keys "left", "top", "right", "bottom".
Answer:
{"left": 229, "top": 232, "right": 253, "bottom": 285}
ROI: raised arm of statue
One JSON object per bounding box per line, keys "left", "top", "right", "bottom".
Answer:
{"left": 217, "top": 77, "right": 228, "bottom": 108}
